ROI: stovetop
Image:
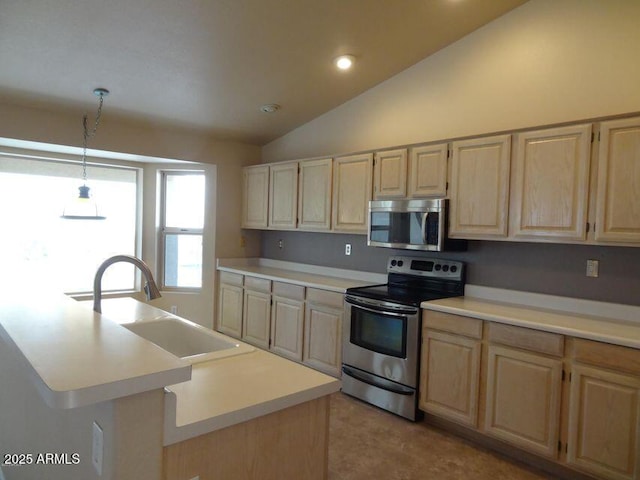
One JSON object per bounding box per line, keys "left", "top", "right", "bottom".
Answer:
{"left": 346, "top": 256, "right": 465, "bottom": 307}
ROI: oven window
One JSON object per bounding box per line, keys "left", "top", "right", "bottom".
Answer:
{"left": 350, "top": 308, "right": 407, "bottom": 358}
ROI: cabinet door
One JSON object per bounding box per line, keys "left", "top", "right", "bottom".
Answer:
{"left": 242, "top": 290, "right": 271, "bottom": 350}
{"left": 408, "top": 143, "right": 448, "bottom": 198}
{"left": 373, "top": 149, "right": 407, "bottom": 199}
{"left": 217, "top": 283, "right": 243, "bottom": 339}
{"left": 269, "top": 162, "right": 298, "bottom": 229}
{"left": 298, "top": 158, "right": 332, "bottom": 231}
{"left": 511, "top": 124, "right": 592, "bottom": 240}
{"left": 595, "top": 117, "right": 640, "bottom": 244}
{"left": 332, "top": 153, "right": 373, "bottom": 233}
{"left": 449, "top": 135, "right": 511, "bottom": 238}
{"left": 567, "top": 364, "right": 640, "bottom": 480}
{"left": 270, "top": 296, "right": 304, "bottom": 361}
{"left": 242, "top": 165, "right": 270, "bottom": 229}
{"left": 303, "top": 303, "right": 342, "bottom": 377}
{"left": 420, "top": 330, "right": 481, "bottom": 427}
{"left": 484, "top": 345, "right": 562, "bottom": 458}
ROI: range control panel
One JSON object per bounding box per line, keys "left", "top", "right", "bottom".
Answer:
{"left": 387, "top": 255, "right": 464, "bottom": 281}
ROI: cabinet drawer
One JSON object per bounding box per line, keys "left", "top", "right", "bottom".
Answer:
{"left": 488, "top": 323, "right": 564, "bottom": 357}
{"left": 571, "top": 338, "right": 640, "bottom": 376}
{"left": 244, "top": 276, "right": 271, "bottom": 293}
{"left": 219, "top": 271, "right": 243, "bottom": 286}
{"left": 423, "top": 311, "right": 482, "bottom": 339}
{"left": 306, "top": 288, "right": 344, "bottom": 309}
{"left": 273, "top": 281, "right": 305, "bottom": 301}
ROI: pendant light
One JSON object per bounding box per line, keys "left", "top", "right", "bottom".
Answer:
{"left": 61, "top": 87, "right": 109, "bottom": 220}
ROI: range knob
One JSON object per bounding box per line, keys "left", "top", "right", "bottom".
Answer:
{"left": 391, "top": 260, "right": 397, "bottom": 266}
{"left": 442, "top": 265, "right": 450, "bottom": 272}
{"left": 450, "top": 265, "right": 458, "bottom": 273}
{"left": 435, "top": 264, "right": 442, "bottom": 271}
{"left": 397, "top": 260, "right": 404, "bottom": 267}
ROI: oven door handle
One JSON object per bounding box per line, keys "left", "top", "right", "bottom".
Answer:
{"left": 345, "top": 296, "right": 419, "bottom": 317}
{"left": 342, "top": 366, "right": 414, "bottom": 396}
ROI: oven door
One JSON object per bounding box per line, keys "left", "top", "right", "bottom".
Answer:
{"left": 343, "top": 295, "right": 420, "bottom": 388}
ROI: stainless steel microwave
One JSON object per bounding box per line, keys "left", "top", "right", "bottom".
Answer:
{"left": 368, "top": 199, "right": 467, "bottom": 251}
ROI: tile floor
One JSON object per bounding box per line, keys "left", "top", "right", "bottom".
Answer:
{"left": 328, "top": 392, "right": 557, "bottom": 480}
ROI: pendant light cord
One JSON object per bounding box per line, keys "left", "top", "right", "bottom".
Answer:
{"left": 81, "top": 92, "right": 105, "bottom": 183}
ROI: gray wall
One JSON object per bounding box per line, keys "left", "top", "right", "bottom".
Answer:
{"left": 261, "top": 230, "right": 640, "bottom": 307}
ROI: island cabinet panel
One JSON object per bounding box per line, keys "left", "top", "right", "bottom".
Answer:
{"left": 332, "top": 153, "right": 373, "bottom": 233}
{"left": 408, "top": 143, "right": 448, "bottom": 198}
{"left": 373, "top": 148, "right": 407, "bottom": 198}
{"left": 510, "top": 124, "right": 592, "bottom": 241}
{"left": 241, "top": 165, "right": 270, "bottom": 229}
{"left": 420, "top": 329, "right": 481, "bottom": 427}
{"left": 269, "top": 161, "right": 298, "bottom": 229}
{"left": 217, "top": 276, "right": 244, "bottom": 339}
{"left": 242, "top": 278, "right": 272, "bottom": 350}
{"left": 595, "top": 116, "right": 640, "bottom": 244}
{"left": 484, "top": 345, "right": 563, "bottom": 459}
{"left": 270, "top": 282, "right": 305, "bottom": 361}
{"left": 449, "top": 134, "right": 512, "bottom": 238}
{"left": 163, "top": 396, "right": 330, "bottom": 480}
{"left": 303, "top": 288, "right": 343, "bottom": 377}
{"left": 298, "top": 158, "right": 333, "bottom": 231}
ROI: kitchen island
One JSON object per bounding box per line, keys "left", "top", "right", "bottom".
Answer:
{"left": 0, "top": 290, "right": 339, "bottom": 480}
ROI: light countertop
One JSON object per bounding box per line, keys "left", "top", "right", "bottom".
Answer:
{"left": 217, "top": 258, "right": 385, "bottom": 292}
{"left": 423, "top": 296, "right": 640, "bottom": 349}
{"left": 163, "top": 349, "right": 340, "bottom": 445}
{"left": 0, "top": 291, "right": 191, "bottom": 409}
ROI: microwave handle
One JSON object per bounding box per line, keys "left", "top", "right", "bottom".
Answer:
{"left": 421, "top": 212, "right": 429, "bottom": 244}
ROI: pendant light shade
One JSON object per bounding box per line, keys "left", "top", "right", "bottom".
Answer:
{"left": 61, "top": 185, "right": 106, "bottom": 220}
{"left": 61, "top": 88, "right": 109, "bottom": 220}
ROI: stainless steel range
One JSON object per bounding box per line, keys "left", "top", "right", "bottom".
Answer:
{"left": 342, "top": 255, "right": 465, "bottom": 420}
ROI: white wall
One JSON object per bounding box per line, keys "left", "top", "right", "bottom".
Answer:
{"left": 262, "top": 0, "right": 640, "bottom": 161}
{"left": 0, "top": 102, "right": 262, "bottom": 327}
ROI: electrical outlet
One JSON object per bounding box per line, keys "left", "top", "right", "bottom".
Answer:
{"left": 92, "top": 421, "right": 103, "bottom": 475}
{"left": 345, "top": 244, "right": 352, "bottom": 256}
{"left": 586, "top": 259, "right": 599, "bottom": 278}
{"left": 278, "top": 239, "right": 284, "bottom": 249}
{"left": 170, "top": 305, "right": 178, "bottom": 314}
{"left": 240, "top": 236, "right": 246, "bottom": 248}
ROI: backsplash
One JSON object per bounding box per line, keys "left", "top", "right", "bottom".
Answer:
{"left": 261, "top": 230, "right": 640, "bottom": 307}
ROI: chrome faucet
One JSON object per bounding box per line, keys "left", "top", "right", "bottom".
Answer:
{"left": 93, "top": 254, "right": 162, "bottom": 313}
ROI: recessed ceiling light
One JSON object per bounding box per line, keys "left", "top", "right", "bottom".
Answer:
{"left": 334, "top": 55, "right": 355, "bottom": 71}
{"left": 260, "top": 104, "right": 281, "bottom": 113}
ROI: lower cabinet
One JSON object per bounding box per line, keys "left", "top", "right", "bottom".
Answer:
{"left": 421, "top": 311, "right": 640, "bottom": 480}
{"left": 303, "top": 288, "right": 343, "bottom": 377}
{"left": 217, "top": 272, "right": 343, "bottom": 378}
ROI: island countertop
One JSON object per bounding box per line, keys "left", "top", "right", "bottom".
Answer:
{"left": 0, "top": 289, "right": 192, "bottom": 409}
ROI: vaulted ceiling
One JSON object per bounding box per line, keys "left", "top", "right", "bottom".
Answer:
{"left": 0, "top": 0, "right": 528, "bottom": 145}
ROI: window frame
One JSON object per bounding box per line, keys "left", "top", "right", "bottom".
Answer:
{"left": 158, "top": 170, "right": 205, "bottom": 292}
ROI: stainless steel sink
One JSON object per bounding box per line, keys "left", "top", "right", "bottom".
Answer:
{"left": 123, "top": 316, "right": 254, "bottom": 364}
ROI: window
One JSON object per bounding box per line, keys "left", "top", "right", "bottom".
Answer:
{"left": 160, "top": 171, "right": 205, "bottom": 289}
{"left": 0, "top": 154, "right": 139, "bottom": 294}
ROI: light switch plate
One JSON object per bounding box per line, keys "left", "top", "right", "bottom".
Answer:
{"left": 586, "top": 259, "right": 599, "bottom": 278}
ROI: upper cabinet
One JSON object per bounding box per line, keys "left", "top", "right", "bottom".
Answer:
{"left": 510, "top": 124, "right": 592, "bottom": 241}
{"left": 373, "top": 149, "right": 407, "bottom": 199}
{"left": 449, "top": 134, "right": 512, "bottom": 239}
{"left": 298, "top": 158, "right": 333, "bottom": 231}
{"left": 241, "top": 165, "right": 269, "bottom": 229}
{"left": 332, "top": 153, "right": 373, "bottom": 233}
{"left": 269, "top": 161, "right": 298, "bottom": 230}
{"left": 408, "top": 143, "right": 448, "bottom": 198}
{"left": 595, "top": 116, "right": 640, "bottom": 244}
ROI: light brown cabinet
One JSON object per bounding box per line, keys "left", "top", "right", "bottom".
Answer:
{"left": 373, "top": 149, "right": 407, "bottom": 199}
{"left": 449, "top": 134, "right": 512, "bottom": 238}
{"left": 241, "top": 165, "right": 270, "bottom": 229}
{"left": 595, "top": 116, "right": 640, "bottom": 244}
{"left": 217, "top": 272, "right": 244, "bottom": 339}
{"left": 332, "top": 153, "right": 373, "bottom": 233}
{"left": 268, "top": 162, "right": 298, "bottom": 230}
{"left": 407, "top": 143, "right": 448, "bottom": 198}
{"left": 303, "top": 288, "right": 343, "bottom": 377}
{"left": 270, "top": 282, "right": 305, "bottom": 362}
{"left": 510, "top": 124, "right": 592, "bottom": 241}
{"left": 484, "top": 344, "right": 563, "bottom": 458}
{"left": 242, "top": 277, "right": 272, "bottom": 350}
{"left": 298, "top": 158, "right": 333, "bottom": 231}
